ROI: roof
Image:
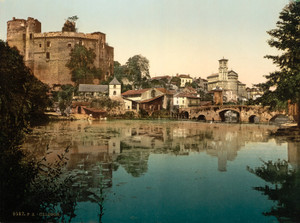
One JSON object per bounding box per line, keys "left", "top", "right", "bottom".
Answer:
{"left": 122, "top": 89, "right": 149, "bottom": 96}
{"left": 109, "top": 77, "right": 121, "bottom": 85}
{"left": 139, "top": 95, "right": 164, "bottom": 103}
{"left": 178, "top": 74, "right": 192, "bottom": 79}
{"left": 174, "top": 92, "right": 200, "bottom": 99}
{"left": 78, "top": 84, "right": 108, "bottom": 92}
{"left": 72, "top": 101, "right": 91, "bottom": 107}
{"left": 207, "top": 73, "right": 219, "bottom": 78}
{"left": 156, "top": 88, "right": 174, "bottom": 95}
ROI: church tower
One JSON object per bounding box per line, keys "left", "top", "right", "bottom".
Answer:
{"left": 109, "top": 77, "right": 121, "bottom": 97}
{"left": 218, "top": 58, "right": 228, "bottom": 81}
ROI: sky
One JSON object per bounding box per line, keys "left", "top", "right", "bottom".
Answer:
{"left": 0, "top": 0, "right": 289, "bottom": 87}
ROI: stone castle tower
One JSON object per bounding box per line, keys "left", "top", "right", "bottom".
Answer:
{"left": 7, "top": 17, "right": 114, "bottom": 87}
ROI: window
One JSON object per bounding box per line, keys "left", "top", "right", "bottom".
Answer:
{"left": 23, "top": 34, "right": 26, "bottom": 41}
{"left": 113, "top": 91, "right": 116, "bottom": 95}
{"left": 79, "top": 40, "right": 82, "bottom": 46}
{"left": 47, "top": 41, "right": 51, "bottom": 47}
{"left": 39, "top": 43, "right": 42, "bottom": 48}
{"left": 68, "top": 43, "right": 72, "bottom": 47}
{"left": 30, "top": 33, "right": 33, "bottom": 40}
{"left": 46, "top": 52, "right": 50, "bottom": 59}
{"left": 114, "top": 85, "right": 116, "bottom": 88}
{"left": 151, "top": 90, "right": 156, "bottom": 98}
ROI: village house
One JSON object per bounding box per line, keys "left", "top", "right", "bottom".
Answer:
{"left": 122, "top": 88, "right": 174, "bottom": 113}
{"left": 78, "top": 84, "right": 108, "bottom": 100}
{"left": 177, "top": 74, "right": 193, "bottom": 88}
{"left": 173, "top": 92, "right": 202, "bottom": 108}
{"left": 246, "top": 87, "right": 263, "bottom": 100}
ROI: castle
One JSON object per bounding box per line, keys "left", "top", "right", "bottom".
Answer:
{"left": 7, "top": 17, "right": 114, "bottom": 87}
{"left": 207, "top": 58, "right": 247, "bottom": 102}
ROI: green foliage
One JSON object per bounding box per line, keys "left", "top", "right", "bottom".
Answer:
{"left": 68, "top": 15, "right": 79, "bottom": 22}
{"left": 171, "top": 76, "right": 181, "bottom": 88}
{"left": 151, "top": 109, "right": 170, "bottom": 118}
{"left": 55, "top": 85, "right": 76, "bottom": 115}
{"left": 125, "top": 55, "right": 150, "bottom": 88}
{"left": 122, "top": 111, "right": 136, "bottom": 119}
{"left": 66, "top": 44, "right": 103, "bottom": 85}
{"left": 114, "top": 57, "right": 150, "bottom": 89}
{"left": 256, "top": 1, "right": 300, "bottom": 125}
{"left": 0, "top": 40, "right": 50, "bottom": 146}
{"left": 90, "top": 97, "right": 120, "bottom": 110}
{"left": 199, "top": 89, "right": 213, "bottom": 102}
{"left": 0, "top": 40, "right": 79, "bottom": 222}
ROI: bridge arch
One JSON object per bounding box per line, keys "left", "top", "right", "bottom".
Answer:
{"left": 180, "top": 111, "right": 189, "bottom": 119}
{"left": 219, "top": 109, "right": 240, "bottom": 123}
{"left": 249, "top": 115, "right": 259, "bottom": 123}
{"left": 197, "top": 114, "right": 206, "bottom": 121}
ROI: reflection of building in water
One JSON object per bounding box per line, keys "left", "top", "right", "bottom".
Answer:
{"left": 23, "top": 121, "right": 279, "bottom": 179}
{"left": 288, "top": 141, "right": 300, "bottom": 169}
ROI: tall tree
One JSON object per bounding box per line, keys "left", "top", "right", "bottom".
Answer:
{"left": 126, "top": 54, "right": 150, "bottom": 88}
{"left": 256, "top": 1, "right": 300, "bottom": 127}
{"left": 66, "top": 44, "right": 102, "bottom": 85}
{"left": 0, "top": 40, "right": 50, "bottom": 146}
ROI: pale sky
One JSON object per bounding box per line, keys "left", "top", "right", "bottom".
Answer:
{"left": 0, "top": 0, "right": 289, "bottom": 87}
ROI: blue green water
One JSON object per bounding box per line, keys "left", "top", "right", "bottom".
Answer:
{"left": 23, "top": 120, "right": 299, "bottom": 223}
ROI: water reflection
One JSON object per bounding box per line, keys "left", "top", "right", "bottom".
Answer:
{"left": 19, "top": 120, "right": 300, "bottom": 222}
{"left": 248, "top": 141, "right": 300, "bottom": 222}
{"left": 24, "top": 121, "right": 278, "bottom": 176}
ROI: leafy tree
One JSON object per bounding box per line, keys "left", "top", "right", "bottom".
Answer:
{"left": 171, "top": 76, "right": 181, "bottom": 88}
{"left": 66, "top": 44, "right": 102, "bottom": 85}
{"left": 126, "top": 54, "right": 150, "bottom": 88}
{"left": 256, "top": 1, "right": 300, "bottom": 127}
{"left": 55, "top": 85, "right": 76, "bottom": 115}
{"left": 68, "top": 15, "right": 79, "bottom": 22}
{"left": 0, "top": 40, "right": 78, "bottom": 222}
{"left": 0, "top": 40, "right": 50, "bottom": 146}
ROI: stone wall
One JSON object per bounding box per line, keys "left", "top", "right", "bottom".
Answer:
{"left": 7, "top": 17, "right": 114, "bottom": 87}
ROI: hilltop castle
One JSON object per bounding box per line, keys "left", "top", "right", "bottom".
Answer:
{"left": 207, "top": 59, "right": 247, "bottom": 102}
{"left": 7, "top": 17, "right": 114, "bottom": 86}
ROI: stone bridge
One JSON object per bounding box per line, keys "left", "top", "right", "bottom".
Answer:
{"left": 179, "top": 105, "right": 287, "bottom": 123}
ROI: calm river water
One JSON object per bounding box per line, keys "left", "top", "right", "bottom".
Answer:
{"left": 22, "top": 120, "right": 300, "bottom": 223}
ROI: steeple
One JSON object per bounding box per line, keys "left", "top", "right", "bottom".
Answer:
{"left": 218, "top": 58, "right": 228, "bottom": 81}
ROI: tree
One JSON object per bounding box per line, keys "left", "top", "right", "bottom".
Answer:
{"left": 66, "top": 44, "right": 102, "bottom": 85}
{"left": 126, "top": 54, "right": 150, "bottom": 88}
{"left": 68, "top": 15, "right": 79, "bottom": 22}
{"left": 56, "top": 85, "right": 76, "bottom": 115}
{"left": 256, "top": 1, "right": 300, "bottom": 127}
{"left": 0, "top": 40, "right": 50, "bottom": 146}
{"left": 170, "top": 76, "right": 181, "bottom": 88}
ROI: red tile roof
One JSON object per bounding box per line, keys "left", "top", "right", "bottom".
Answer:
{"left": 122, "top": 89, "right": 149, "bottom": 96}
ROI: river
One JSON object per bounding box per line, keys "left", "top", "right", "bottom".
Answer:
{"left": 21, "top": 120, "right": 299, "bottom": 223}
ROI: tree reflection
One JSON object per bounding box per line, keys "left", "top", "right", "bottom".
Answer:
{"left": 247, "top": 159, "right": 300, "bottom": 222}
